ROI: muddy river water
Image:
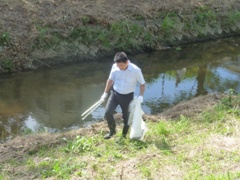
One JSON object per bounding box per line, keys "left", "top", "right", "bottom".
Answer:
{"left": 0, "top": 37, "right": 240, "bottom": 140}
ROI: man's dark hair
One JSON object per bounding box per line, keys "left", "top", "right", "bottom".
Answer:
{"left": 113, "top": 52, "right": 128, "bottom": 63}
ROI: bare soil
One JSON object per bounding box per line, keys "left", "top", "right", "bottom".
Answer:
{"left": 0, "top": 94, "right": 225, "bottom": 164}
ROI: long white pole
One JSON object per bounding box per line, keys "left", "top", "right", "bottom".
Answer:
{"left": 81, "top": 99, "right": 103, "bottom": 117}
{"left": 81, "top": 100, "right": 103, "bottom": 120}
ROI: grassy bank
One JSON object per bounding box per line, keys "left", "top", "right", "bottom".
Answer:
{"left": 1, "top": 0, "right": 240, "bottom": 73}
{"left": 1, "top": 93, "right": 240, "bottom": 179}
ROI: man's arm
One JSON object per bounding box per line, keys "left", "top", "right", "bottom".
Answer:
{"left": 139, "top": 83, "right": 145, "bottom": 96}
{"left": 101, "top": 79, "right": 114, "bottom": 101}
{"left": 104, "top": 79, "right": 114, "bottom": 93}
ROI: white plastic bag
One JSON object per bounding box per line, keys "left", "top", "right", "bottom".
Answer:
{"left": 128, "top": 97, "right": 147, "bottom": 140}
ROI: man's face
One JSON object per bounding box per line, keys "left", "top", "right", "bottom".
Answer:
{"left": 116, "top": 61, "right": 128, "bottom": 70}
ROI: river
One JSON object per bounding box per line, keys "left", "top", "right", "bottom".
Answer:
{"left": 0, "top": 36, "right": 240, "bottom": 140}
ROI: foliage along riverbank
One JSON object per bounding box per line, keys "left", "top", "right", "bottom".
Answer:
{"left": 1, "top": 0, "right": 240, "bottom": 73}
{"left": 0, "top": 93, "right": 240, "bottom": 179}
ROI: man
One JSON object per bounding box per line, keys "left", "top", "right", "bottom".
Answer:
{"left": 100, "top": 52, "right": 146, "bottom": 139}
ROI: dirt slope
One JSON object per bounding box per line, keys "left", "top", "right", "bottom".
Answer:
{"left": 1, "top": 0, "right": 240, "bottom": 72}
{"left": 2, "top": 0, "right": 238, "bottom": 41}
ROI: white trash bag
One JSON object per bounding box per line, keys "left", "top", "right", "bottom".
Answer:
{"left": 128, "top": 97, "right": 147, "bottom": 140}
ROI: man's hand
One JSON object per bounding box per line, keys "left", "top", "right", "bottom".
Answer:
{"left": 138, "top": 95, "right": 143, "bottom": 103}
{"left": 101, "top": 92, "right": 108, "bottom": 102}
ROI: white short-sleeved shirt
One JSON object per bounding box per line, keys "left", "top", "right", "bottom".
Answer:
{"left": 109, "top": 61, "right": 145, "bottom": 94}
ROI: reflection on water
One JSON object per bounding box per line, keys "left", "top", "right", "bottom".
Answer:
{"left": 0, "top": 37, "right": 240, "bottom": 139}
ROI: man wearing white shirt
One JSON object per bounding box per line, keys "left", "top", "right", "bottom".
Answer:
{"left": 101, "top": 52, "right": 146, "bottom": 139}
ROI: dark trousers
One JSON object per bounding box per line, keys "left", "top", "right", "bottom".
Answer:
{"left": 104, "top": 90, "right": 134, "bottom": 134}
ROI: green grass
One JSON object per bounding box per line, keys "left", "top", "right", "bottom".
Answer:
{"left": 32, "top": 7, "right": 240, "bottom": 51}
{"left": 1, "top": 95, "right": 240, "bottom": 179}
{"left": 0, "top": 32, "right": 10, "bottom": 46}
{"left": 0, "top": 59, "right": 13, "bottom": 72}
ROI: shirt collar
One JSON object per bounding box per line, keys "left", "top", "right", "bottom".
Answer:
{"left": 126, "top": 60, "right": 133, "bottom": 70}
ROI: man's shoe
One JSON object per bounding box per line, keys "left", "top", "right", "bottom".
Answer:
{"left": 122, "top": 126, "right": 129, "bottom": 138}
{"left": 104, "top": 131, "right": 116, "bottom": 139}
{"left": 122, "top": 133, "right": 127, "bottom": 138}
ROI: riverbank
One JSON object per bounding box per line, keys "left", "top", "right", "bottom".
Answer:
{"left": 1, "top": 0, "right": 240, "bottom": 73}
{"left": 1, "top": 93, "right": 240, "bottom": 179}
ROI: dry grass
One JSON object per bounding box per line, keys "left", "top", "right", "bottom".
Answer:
{"left": 159, "top": 93, "right": 226, "bottom": 120}
{"left": 1, "top": 0, "right": 239, "bottom": 39}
